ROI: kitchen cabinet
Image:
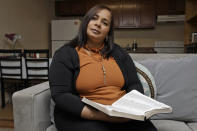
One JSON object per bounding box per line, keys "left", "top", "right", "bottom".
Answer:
{"left": 156, "top": 0, "right": 185, "bottom": 15}
{"left": 82, "top": 0, "right": 155, "bottom": 28}
{"left": 55, "top": 0, "right": 156, "bottom": 28}
{"left": 85, "top": 0, "right": 121, "bottom": 28}
{"left": 55, "top": 0, "right": 86, "bottom": 16}
{"left": 185, "top": 43, "right": 197, "bottom": 53}
{"left": 119, "top": 0, "right": 137, "bottom": 28}
{"left": 184, "top": 0, "right": 197, "bottom": 52}
{"left": 137, "top": 0, "right": 156, "bottom": 28}
{"left": 119, "top": 0, "right": 156, "bottom": 28}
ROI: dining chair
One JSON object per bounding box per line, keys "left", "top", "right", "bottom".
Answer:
{"left": 23, "top": 49, "right": 49, "bottom": 88}
{"left": 0, "top": 49, "right": 24, "bottom": 108}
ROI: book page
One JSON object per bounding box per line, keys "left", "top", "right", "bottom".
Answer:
{"left": 112, "top": 90, "right": 171, "bottom": 114}
{"left": 82, "top": 97, "right": 114, "bottom": 114}
{"left": 82, "top": 91, "right": 172, "bottom": 120}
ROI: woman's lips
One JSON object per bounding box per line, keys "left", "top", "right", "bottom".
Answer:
{"left": 91, "top": 29, "right": 101, "bottom": 34}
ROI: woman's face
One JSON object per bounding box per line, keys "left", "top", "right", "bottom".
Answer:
{"left": 86, "top": 9, "right": 111, "bottom": 44}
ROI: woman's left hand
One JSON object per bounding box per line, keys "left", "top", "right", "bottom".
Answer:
{"left": 95, "top": 110, "right": 131, "bottom": 123}
{"left": 81, "top": 105, "right": 130, "bottom": 123}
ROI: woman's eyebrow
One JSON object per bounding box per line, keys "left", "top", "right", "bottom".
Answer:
{"left": 95, "top": 13, "right": 110, "bottom": 23}
{"left": 94, "top": 14, "right": 99, "bottom": 18}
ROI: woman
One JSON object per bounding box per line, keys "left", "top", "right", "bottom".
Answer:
{"left": 49, "top": 5, "right": 157, "bottom": 131}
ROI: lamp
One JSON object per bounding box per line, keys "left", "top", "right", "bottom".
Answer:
{"left": 5, "top": 33, "right": 22, "bottom": 49}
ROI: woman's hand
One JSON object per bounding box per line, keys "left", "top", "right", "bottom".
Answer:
{"left": 81, "top": 105, "right": 130, "bottom": 123}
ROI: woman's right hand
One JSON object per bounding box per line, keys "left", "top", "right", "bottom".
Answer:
{"left": 81, "top": 105, "right": 130, "bottom": 123}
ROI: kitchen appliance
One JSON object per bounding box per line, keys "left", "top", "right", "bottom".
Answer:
{"left": 51, "top": 19, "right": 81, "bottom": 56}
{"left": 157, "top": 15, "right": 185, "bottom": 22}
{"left": 192, "top": 32, "right": 197, "bottom": 43}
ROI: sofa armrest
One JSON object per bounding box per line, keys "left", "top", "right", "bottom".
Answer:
{"left": 12, "top": 81, "right": 51, "bottom": 131}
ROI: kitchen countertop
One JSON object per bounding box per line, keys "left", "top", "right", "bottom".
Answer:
{"left": 123, "top": 47, "right": 157, "bottom": 54}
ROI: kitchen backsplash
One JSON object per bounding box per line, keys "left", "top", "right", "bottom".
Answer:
{"left": 114, "top": 22, "right": 184, "bottom": 48}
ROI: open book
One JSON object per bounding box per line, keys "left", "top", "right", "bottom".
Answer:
{"left": 82, "top": 90, "right": 172, "bottom": 121}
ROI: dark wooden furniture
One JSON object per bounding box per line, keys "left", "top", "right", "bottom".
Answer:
{"left": 85, "top": 0, "right": 121, "bottom": 28}
{"left": 55, "top": 0, "right": 86, "bottom": 16}
{"left": 156, "top": 0, "right": 185, "bottom": 15}
{"left": 113, "top": 0, "right": 156, "bottom": 28}
{"left": 185, "top": 43, "right": 197, "bottom": 53}
{"left": 0, "top": 49, "right": 23, "bottom": 108}
{"left": 55, "top": 0, "right": 156, "bottom": 28}
{"left": 184, "top": 0, "right": 197, "bottom": 49}
{"left": 23, "top": 49, "right": 49, "bottom": 87}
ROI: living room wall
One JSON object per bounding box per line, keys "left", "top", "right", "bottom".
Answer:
{"left": 0, "top": 0, "right": 53, "bottom": 50}
{"left": 0, "top": 0, "right": 184, "bottom": 51}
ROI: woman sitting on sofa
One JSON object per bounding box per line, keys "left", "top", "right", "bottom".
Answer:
{"left": 49, "top": 4, "right": 157, "bottom": 131}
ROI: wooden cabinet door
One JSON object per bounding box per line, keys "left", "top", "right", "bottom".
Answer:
{"left": 168, "top": 0, "right": 185, "bottom": 14}
{"left": 138, "top": 0, "right": 156, "bottom": 28}
{"left": 105, "top": 0, "right": 121, "bottom": 28}
{"left": 55, "top": 0, "right": 86, "bottom": 16}
{"left": 119, "top": 0, "right": 137, "bottom": 28}
{"left": 55, "top": 0, "right": 156, "bottom": 28}
{"left": 156, "top": 0, "right": 169, "bottom": 15}
{"left": 156, "top": 0, "right": 185, "bottom": 15}
{"left": 175, "top": 0, "right": 185, "bottom": 15}
{"left": 85, "top": 0, "right": 121, "bottom": 28}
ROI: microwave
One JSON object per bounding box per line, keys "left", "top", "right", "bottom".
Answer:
{"left": 192, "top": 33, "right": 197, "bottom": 43}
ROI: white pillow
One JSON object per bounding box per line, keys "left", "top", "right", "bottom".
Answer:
{"left": 134, "top": 61, "right": 157, "bottom": 99}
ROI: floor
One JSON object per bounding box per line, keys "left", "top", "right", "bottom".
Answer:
{"left": 0, "top": 90, "right": 14, "bottom": 131}
{"left": 0, "top": 128, "right": 14, "bottom": 131}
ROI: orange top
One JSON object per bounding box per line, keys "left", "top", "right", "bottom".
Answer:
{"left": 76, "top": 47, "right": 126, "bottom": 105}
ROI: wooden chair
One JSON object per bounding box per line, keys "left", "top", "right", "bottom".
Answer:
{"left": 23, "top": 49, "right": 49, "bottom": 88}
{"left": 0, "top": 49, "right": 24, "bottom": 108}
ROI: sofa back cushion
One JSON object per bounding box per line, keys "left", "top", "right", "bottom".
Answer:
{"left": 138, "top": 55, "right": 197, "bottom": 122}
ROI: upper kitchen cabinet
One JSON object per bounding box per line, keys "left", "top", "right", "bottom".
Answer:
{"left": 137, "top": 0, "right": 156, "bottom": 28}
{"left": 85, "top": 0, "right": 121, "bottom": 28}
{"left": 86, "top": 0, "right": 156, "bottom": 28}
{"left": 184, "top": 0, "right": 197, "bottom": 49}
{"left": 55, "top": 0, "right": 86, "bottom": 16}
{"left": 119, "top": 0, "right": 156, "bottom": 28}
{"left": 55, "top": 0, "right": 156, "bottom": 28}
{"left": 119, "top": 0, "right": 137, "bottom": 28}
{"left": 185, "top": 0, "right": 197, "bottom": 22}
{"left": 156, "top": 0, "right": 185, "bottom": 15}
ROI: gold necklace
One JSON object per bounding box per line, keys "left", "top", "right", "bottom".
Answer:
{"left": 84, "top": 48, "right": 106, "bottom": 85}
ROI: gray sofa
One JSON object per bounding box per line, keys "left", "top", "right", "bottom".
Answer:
{"left": 12, "top": 54, "right": 197, "bottom": 131}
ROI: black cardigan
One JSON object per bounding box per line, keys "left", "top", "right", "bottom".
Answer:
{"left": 49, "top": 43, "right": 144, "bottom": 129}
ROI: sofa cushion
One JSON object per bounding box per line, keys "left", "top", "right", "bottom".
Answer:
{"left": 12, "top": 81, "right": 51, "bottom": 131}
{"left": 139, "top": 56, "right": 197, "bottom": 122}
{"left": 187, "top": 122, "right": 197, "bottom": 131}
{"left": 46, "top": 124, "right": 57, "bottom": 131}
{"left": 134, "top": 61, "right": 157, "bottom": 99}
{"left": 50, "top": 99, "right": 55, "bottom": 123}
{"left": 151, "top": 120, "right": 192, "bottom": 131}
